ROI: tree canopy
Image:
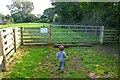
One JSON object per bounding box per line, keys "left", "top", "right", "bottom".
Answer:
{"left": 6, "top": 0, "right": 34, "bottom": 14}
{"left": 6, "top": 0, "right": 35, "bottom": 23}
{"left": 40, "top": 8, "right": 55, "bottom": 23}
{"left": 5, "top": 1, "right": 119, "bottom": 29}
{"left": 49, "top": 2, "right": 119, "bottom": 28}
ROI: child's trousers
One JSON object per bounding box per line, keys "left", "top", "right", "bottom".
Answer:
{"left": 58, "top": 60, "right": 65, "bottom": 72}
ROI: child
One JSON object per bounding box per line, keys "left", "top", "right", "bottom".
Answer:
{"left": 56, "top": 45, "right": 68, "bottom": 73}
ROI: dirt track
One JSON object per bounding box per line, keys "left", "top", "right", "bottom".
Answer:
{"left": 46, "top": 50, "right": 88, "bottom": 78}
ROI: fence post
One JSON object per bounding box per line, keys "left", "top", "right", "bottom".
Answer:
{"left": 100, "top": 26, "right": 104, "bottom": 45}
{"left": 0, "top": 30, "right": 7, "bottom": 71}
{"left": 95, "top": 27, "right": 97, "bottom": 35}
{"left": 20, "top": 27, "right": 23, "bottom": 45}
{"left": 48, "top": 25, "right": 51, "bottom": 45}
{"left": 13, "top": 28, "right": 17, "bottom": 52}
{"left": 85, "top": 26, "right": 86, "bottom": 33}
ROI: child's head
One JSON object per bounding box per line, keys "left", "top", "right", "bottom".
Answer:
{"left": 59, "top": 45, "right": 64, "bottom": 51}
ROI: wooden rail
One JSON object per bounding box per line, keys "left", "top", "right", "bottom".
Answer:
{"left": 22, "top": 27, "right": 49, "bottom": 45}
{"left": 0, "top": 35, "right": 3, "bottom": 65}
{"left": 103, "top": 29, "right": 118, "bottom": 44}
{"left": 54, "top": 25, "right": 102, "bottom": 27}
{"left": 0, "top": 27, "right": 21, "bottom": 71}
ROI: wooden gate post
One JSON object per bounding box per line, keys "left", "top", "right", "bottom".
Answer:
{"left": 48, "top": 25, "right": 51, "bottom": 45}
{"left": 0, "top": 30, "right": 7, "bottom": 71}
{"left": 100, "top": 26, "right": 104, "bottom": 45}
{"left": 13, "top": 28, "right": 17, "bottom": 52}
{"left": 20, "top": 27, "right": 23, "bottom": 45}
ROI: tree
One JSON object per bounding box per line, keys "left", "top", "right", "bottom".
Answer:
{"left": 51, "top": 2, "right": 82, "bottom": 24}
{"left": 6, "top": 0, "right": 34, "bottom": 14}
{"left": 42, "top": 8, "right": 56, "bottom": 23}
{"left": 23, "top": 14, "right": 37, "bottom": 22}
{"left": 51, "top": 2, "right": 118, "bottom": 28}
{"left": 5, "top": 14, "right": 14, "bottom": 23}
{"left": 0, "top": 13, "right": 5, "bottom": 21}
{"left": 0, "top": 13, "right": 6, "bottom": 25}
{"left": 36, "top": 14, "right": 42, "bottom": 18}
{"left": 6, "top": 0, "right": 35, "bottom": 23}
{"left": 11, "top": 13, "right": 37, "bottom": 23}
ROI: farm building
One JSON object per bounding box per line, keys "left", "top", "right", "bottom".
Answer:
{"left": 0, "top": 20, "right": 6, "bottom": 25}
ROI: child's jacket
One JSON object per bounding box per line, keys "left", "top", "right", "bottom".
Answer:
{"left": 57, "top": 51, "right": 67, "bottom": 62}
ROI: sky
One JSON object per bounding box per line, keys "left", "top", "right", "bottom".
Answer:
{"left": 0, "top": 0, "right": 53, "bottom": 15}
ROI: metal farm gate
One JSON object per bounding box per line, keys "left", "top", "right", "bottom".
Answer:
{"left": 22, "top": 25, "right": 103, "bottom": 45}
{"left": 51, "top": 25, "right": 102, "bottom": 44}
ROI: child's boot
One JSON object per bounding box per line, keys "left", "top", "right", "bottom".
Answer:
{"left": 56, "top": 68, "right": 60, "bottom": 71}
{"left": 62, "top": 70, "right": 64, "bottom": 73}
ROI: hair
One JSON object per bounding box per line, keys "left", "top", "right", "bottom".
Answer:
{"left": 59, "top": 45, "right": 64, "bottom": 51}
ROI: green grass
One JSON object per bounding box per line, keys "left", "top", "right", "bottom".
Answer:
{"left": 0, "top": 23, "right": 50, "bottom": 28}
{"left": 66, "top": 47, "right": 119, "bottom": 78}
{"left": 2, "top": 46, "right": 118, "bottom": 78}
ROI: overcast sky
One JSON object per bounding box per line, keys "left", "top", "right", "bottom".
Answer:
{"left": 0, "top": 0, "right": 53, "bottom": 15}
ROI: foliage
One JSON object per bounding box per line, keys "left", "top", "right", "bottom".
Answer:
{"left": 51, "top": 2, "right": 118, "bottom": 28}
{"left": 0, "top": 13, "right": 5, "bottom": 20}
{"left": 0, "top": 13, "right": 13, "bottom": 24}
{"left": 41, "top": 8, "right": 56, "bottom": 23}
{"left": 6, "top": 0, "right": 34, "bottom": 14}
{"left": 52, "top": 2, "right": 82, "bottom": 24}
{"left": 6, "top": 0, "right": 36, "bottom": 23}
{"left": 41, "top": 19, "right": 50, "bottom": 23}
{"left": 5, "top": 14, "right": 14, "bottom": 23}
{"left": 11, "top": 13, "right": 37, "bottom": 23}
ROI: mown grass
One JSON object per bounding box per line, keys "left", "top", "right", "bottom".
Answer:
{"left": 0, "top": 23, "right": 50, "bottom": 28}
{"left": 2, "top": 46, "right": 118, "bottom": 78}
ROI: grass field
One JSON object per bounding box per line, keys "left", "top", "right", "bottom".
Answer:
{"left": 1, "top": 46, "right": 118, "bottom": 78}
{"left": 0, "top": 23, "right": 50, "bottom": 28}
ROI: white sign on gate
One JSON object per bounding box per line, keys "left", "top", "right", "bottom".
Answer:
{"left": 40, "top": 28, "right": 48, "bottom": 33}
